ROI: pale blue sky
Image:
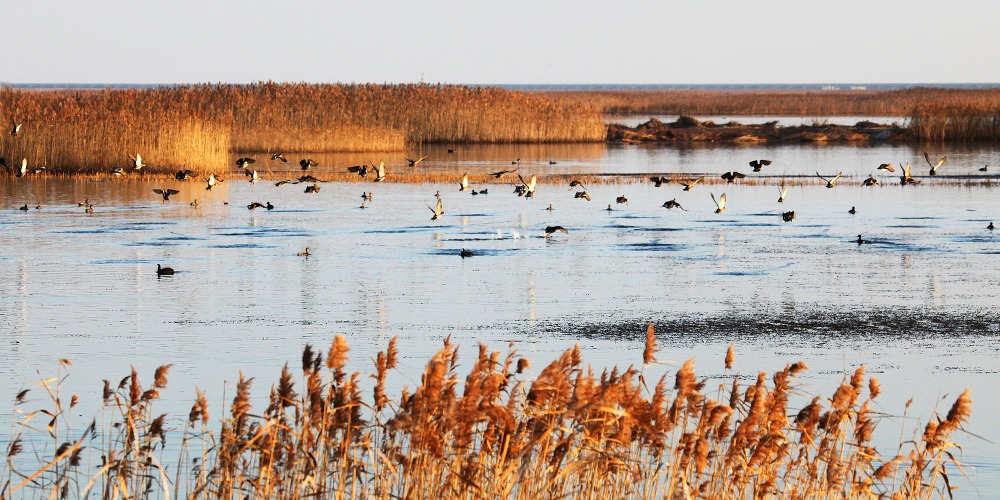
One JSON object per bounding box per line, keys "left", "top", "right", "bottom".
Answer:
{"left": 2, "top": 0, "right": 998, "bottom": 84}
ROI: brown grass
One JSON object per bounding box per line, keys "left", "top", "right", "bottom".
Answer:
{"left": 2, "top": 329, "right": 973, "bottom": 499}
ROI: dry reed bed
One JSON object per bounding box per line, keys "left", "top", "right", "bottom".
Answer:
{"left": 2, "top": 327, "right": 971, "bottom": 499}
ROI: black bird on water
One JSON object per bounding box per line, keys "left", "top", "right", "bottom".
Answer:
{"left": 782, "top": 211, "right": 796, "bottom": 222}
{"left": 988, "top": 222, "right": 995, "bottom": 230}
{"left": 157, "top": 264, "right": 175, "bottom": 276}
{"left": 856, "top": 235, "right": 866, "bottom": 245}
{"left": 19, "top": 204, "right": 28, "bottom": 211}
{"left": 849, "top": 206, "right": 857, "bottom": 214}
{"left": 460, "top": 248, "right": 474, "bottom": 258}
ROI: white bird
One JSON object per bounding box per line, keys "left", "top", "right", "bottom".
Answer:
{"left": 525, "top": 174, "right": 537, "bottom": 196}
{"left": 10, "top": 121, "right": 23, "bottom": 136}
{"left": 777, "top": 184, "right": 788, "bottom": 203}
{"left": 206, "top": 173, "right": 221, "bottom": 190}
{"left": 816, "top": 171, "right": 843, "bottom": 188}
{"left": 900, "top": 162, "right": 920, "bottom": 185}
{"left": 249, "top": 170, "right": 260, "bottom": 184}
{"left": 711, "top": 192, "right": 727, "bottom": 214}
{"left": 429, "top": 198, "right": 443, "bottom": 220}
{"left": 373, "top": 160, "right": 386, "bottom": 182}
{"left": 459, "top": 172, "right": 471, "bottom": 191}
{"left": 924, "top": 152, "right": 947, "bottom": 176}
{"left": 17, "top": 158, "right": 27, "bottom": 177}
{"left": 130, "top": 153, "right": 145, "bottom": 170}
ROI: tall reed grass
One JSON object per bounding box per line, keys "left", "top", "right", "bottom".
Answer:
{"left": 2, "top": 327, "right": 972, "bottom": 499}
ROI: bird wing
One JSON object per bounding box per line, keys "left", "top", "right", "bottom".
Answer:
{"left": 924, "top": 152, "right": 932, "bottom": 168}
{"left": 815, "top": 171, "right": 829, "bottom": 182}
{"left": 152, "top": 189, "right": 164, "bottom": 194}
{"left": 779, "top": 185, "right": 787, "bottom": 196}
{"left": 832, "top": 171, "right": 843, "bottom": 183}
{"left": 167, "top": 189, "right": 180, "bottom": 195}
{"left": 528, "top": 175, "right": 536, "bottom": 190}
{"left": 734, "top": 171, "right": 746, "bottom": 179}
{"left": 711, "top": 192, "right": 721, "bottom": 209}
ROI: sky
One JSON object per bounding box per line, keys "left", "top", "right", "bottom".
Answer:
{"left": 2, "top": 0, "right": 999, "bottom": 85}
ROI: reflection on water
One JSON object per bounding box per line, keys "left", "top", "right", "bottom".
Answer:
{"left": 1, "top": 142, "right": 999, "bottom": 490}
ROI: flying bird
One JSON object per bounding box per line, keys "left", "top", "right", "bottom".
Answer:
{"left": 899, "top": 162, "right": 920, "bottom": 185}
{"left": 862, "top": 175, "right": 879, "bottom": 186}
{"left": 662, "top": 198, "right": 686, "bottom": 211}
{"left": 429, "top": 198, "right": 444, "bottom": 220}
{"left": 711, "top": 192, "right": 727, "bottom": 214}
{"left": 299, "top": 158, "right": 318, "bottom": 170}
{"left": 616, "top": 195, "right": 629, "bottom": 206}
{"left": 16, "top": 158, "right": 27, "bottom": 177}
{"left": 175, "top": 169, "right": 197, "bottom": 180}
{"left": 574, "top": 191, "right": 591, "bottom": 201}
{"left": 777, "top": 184, "right": 788, "bottom": 203}
{"left": 152, "top": 188, "right": 180, "bottom": 201}
{"left": 247, "top": 170, "right": 260, "bottom": 184}
{"left": 649, "top": 176, "right": 669, "bottom": 187}
{"left": 235, "top": 157, "right": 255, "bottom": 168}
{"left": 568, "top": 179, "right": 587, "bottom": 190}
{"left": 459, "top": 172, "right": 471, "bottom": 191}
{"left": 490, "top": 167, "right": 517, "bottom": 179}
{"left": 544, "top": 225, "right": 568, "bottom": 236}
{"left": 406, "top": 155, "right": 428, "bottom": 167}
{"left": 877, "top": 163, "right": 895, "bottom": 172}
{"left": 10, "top": 121, "right": 23, "bottom": 136}
{"left": 721, "top": 171, "right": 746, "bottom": 183}
{"left": 271, "top": 153, "right": 288, "bottom": 162}
{"left": 816, "top": 171, "right": 843, "bottom": 188}
{"left": 348, "top": 164, "right": 369, "bottom": 177}
{"left": 372, "top": 160, "right": 386, "bottom": 182}
{"left": 130, "top": 153, "right": 145, "bottom": 170}
{"left": 205, "top": 174, "right": 221, "bottom": 190}
{"left": 924, "top": 152, "right": 946, "bottom": 176}
{"left": 749, "top": 159, "right": 772, "bottom": 172}
{"left": 781, "top": 211, "right": 796, "bottom": 222}
{"left": 682, "top": 176, "right": 705, "bottom": 191}
{"left": 304, "top": 184, "right": 320, "bottom": 193}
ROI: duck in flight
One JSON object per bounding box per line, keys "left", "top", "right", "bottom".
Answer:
{"left": 662, "top": 198, "right": 686, "bottom": 211}
{"left": 544, "top": 225, "right": 568, "bottom": 236}
{"left": 16, "top": 158, "right": 27, "bottom": 178}
{"left": 924, "top": 152, "right": 947, "bottom": 176}
{"left": 816, "top": 171, "right": 843, "bottom": 188}
{"left": 721, "top": 171, "right": 746, "bottom": 183}
{"left": 300, "top": 158, "right": 318, "bottom": 170}
{"left": 877, "top": 163, "right": 895, "bottom": 172}
{"left": 711, "top": 192, "right": 727, "bottom": 213}
{"left": 429, "top": 198, "right": 444, "bottom": 220}
{"left": 862, "top": 175, "right": 879, "bottom": 186}
{"left": 152, "top": 188, "right": 180, "bottom": 201}
{"left": 205, "top": 174, "right": 222, "bottom": 190}
{"left": 459, "top": 172, "right": 471, "bottom": 191}
{"left": 899, "top": 162, "right": 920, "bottom": 185}
{"left": 10, "top": 120, "right": 22, "bottom": 136}
{"left": 781, "top": 211, "right": 796, "bottom": 222}
{"left": 406, "top": 155, "right": 428, "bottom": 167}
{"left": 777, "top": 184, "right": 788, "bottom": 203}
{"left": 372, "top": 160, "right": 386, "bottom": 182}
{"left": 649, "top": 176, "right": 669, "bottom": 187}
{"left": 175, "top": 169, "right": 197, "bottom": 180}
{"left": 235, "top": 157, "right": 255, "bottom": 168}
{"left": 749, "top": 159, "right": 772, "bottom": 172}
{"left": 490, "top": 167, "right": 517, "bottom": 179}
{"left": 616, "top": 195, "right": 628, "bottom": 206}
{"left": 682, "top": 176, "right": 705, "bottom": 191}
{"left": 271, "top": 153, "right": 288, "bottom": 163}
{"left": 568, "top": 179, "right": 587, "bottom": 190}
{"left": 574, "top": 191, "right": 591, "bottom": 201}
{"left": 348, "top": 164, "right": 369, "bottom": 177}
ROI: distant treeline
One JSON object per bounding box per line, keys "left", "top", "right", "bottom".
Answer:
{"left": 0, "top": 83, "right": 606, "bottom": 173}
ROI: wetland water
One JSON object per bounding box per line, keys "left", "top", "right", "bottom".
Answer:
{"left": 2, "top": 141, "right": 1000, "bottom": 493}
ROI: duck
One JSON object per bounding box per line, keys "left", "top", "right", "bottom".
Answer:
{"left": 205, "top": 174, "right": 221, "bottom": 190}
{"left": 849, "top": 206, "right": 857, "bottom": 214}
{"left": 777, "top": 184, "right": 788, "bottom": 203}
{"left": 85, "top": 204, "right": 94, "bottom": 213}
{"left": 130, "top": 153, "right": 145, "bottom": 170}
{"left": 924, "top": 152, "right": 947, "bottom": 176}
{"left": 616, "top": 195, "right": 628, "bottom": 206}
{"left": 459, "top": 172, "right": 471, "bottom": 191}
{"left": 781, "top": 211, "right": 796, "bottom": 222}
{"left": 544, "top": 226, "right": 568, "bottom": 236}
{"left": 511, "top": 158, "right": 520, "bottom": 165}
{"left": 373, "top": 160, "right": 386, "bottom": 182}
{"left": 721, "top": 171, "right": 746, "bottom": 183}
{"left": 877, "top": 163, "right": 895, "bottom": 172}
{"left": 16, "top": 158, "right": 27, "bottom": 178}
{"left": 235, "top": 157, "right": 255, "bottom": 168}
{"left": 662, "top": 198, "right": 686, "bottom": 211}
{"left": 490, "top": 167, "right": 517, "bottom": 179}
{"left": 152, "top": 188, "right": 180, "bottom": 201}
{"left": 190, "top": 199, "right": 199, "bottom": 207}
{"left": 406, "top": 155, "right": 428, "bottom": 167}
{"left": 361, "top": 191, "right": 372, "bottom": 201}
{"left": 568, "top": 179, "right": 587, "bottom": 190}
{"left": 304, "top": 184, "right": 320, "bottom": 194}
{"left": 899, "top": 162, "right": 920, "bottom": 185}
{"left": 271, "top": 153, "right": 287, "bottom": 162}
{"left": 429, "top": 198, "right": 444, "bottom": 220}
{"left": 299, "top": 158, "right": 318, "bottom": 170}
{"left": 682, "top": 176, "right": 705, "bottom": 191}
{"left": 247, "top": 202, "right": 266, "bottom": 210}
{"left": 856, "top": 235, "right": 866, "bottom": 245}
{"left": 749, "top": 159, "right": 772, "bottom": 172}
{"left": 348, "top": 164, "right": 369, "bottom": 177}
{"left": 988, "top": 222, "right": 995, "bottom": 231}
{"left": 574, "top": 191, "right": 591, "bottom": 201}
{"left": 77, "top": 198, "right": 90, "bottom": 207}
{"left": 111, "top": 167, "right": 126, "bottom": 176}
{"left": 460, "top": 248, "right": 474, "bottom": 258}
{"left": 546, "top": 203, "right": 554, "bottom": 211}
{"left": 175, "top": 169, "right": 197, "bottom": 180}
{"left": 297, "top": 247, "right": 311, "bottom": 256}
{"left": 606, "top": 204, "right": 614, "bottom": 211}
{"left": 156, "top": 264, "right": 175, "bottom": 276}
{"left": 266, "top": 202, "right": 274, "bottom": 210}
{"left": 476, "top": 189, "right": 488, "bottom": 195}
{"left": 862, "top": 175, "right": 879, "bottom": 186}
{"left": 711, "top": 192, "right": 727, "bottom": 214}
{"left": 549, "top": 160, "right": 558, "bottom": 165}
{"left": 18, "top": 204, "right": 28, "bottom": 211}
{"left": 980, "top": 165, "right": 989, "bottom": 172}
{"left": 649, "top": 176, "right": 669, "bottom": 187}
{"left": 816, "top": 171, "right": 843, "bottom": 188}
{"left": 10, "top": 120, "right": 22, "bottom": 136}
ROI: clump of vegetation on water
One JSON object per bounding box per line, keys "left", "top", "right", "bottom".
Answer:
{"left": 1, "top": 326, "right": 972, "bottom": 499}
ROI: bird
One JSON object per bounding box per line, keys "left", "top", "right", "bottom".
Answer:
{"left": 782, "top": 211, "right": 796, "bottom": 222}
{"left": 568, "top": 180, "right": 587, "bottom": 190}
{"left": 711, "top": 192, "right": 727, "bottom": 214}
{"left": 304, "top": 184, "right": 320, "bottom": 194}
{"left": 460, "top": 248, "right": 474, "bottom": 258}
{"left": 749, "top": 159, "right": 772, "bottom": 172}
{"left": 899, "top": 162, "right": 920, "bottom": 185}
{"left": 721, "top": 171, "right": 746, "bottom": 183}
{"left": 511, "top": 158, "right": 520, "bottom": 165}
{"left": 372, "top": 160, "right": 386, "bottom": 182}
{"left": 606, "top": 204, "right": 614, "bottom": 211}
{"left": 988, "top": 222, "right": 995, "bottom": 230}
{"left": 649, "top": 176, "right": 669, "bottom": 187}
{"left": 152, "top": 188, "right": 180, "bottom": 201}
{"left": 777, "top": 184, "right": 788, "bottom": 203}
{"left": 549, "top": 160, "right": 558, "bottom": 165}
{"left": 662, "top": 198, "right": 686, "bottom": 211}
{"left": 205, "top": 174, "right": 221, "bottom": 190}
{"left": 574, "top": 191, "right": 591, "bottom": 201}
{"left": 849, "top": 206, "right": 856, "bottom": 214}
{"left": 862, "top": 175, "right": 879, "bottom": 186}
{"left": 175, "top": 169, "right": 197, "bottom": 180}
{"left": 429, "top": 198, "right": 444, "bottom": 220}
{"left": 406, "top": 155, "right": 428, "bottom": 167}
{"left": 447, "top": 148, "right": 455, "bottom": 154}
{"left": 0, "top": 157, "right": 6, "bottom": 169}
{"left": 816, "top": 171, "right": 843, "bottom": 188}
{"left": 84, "top": 204, "right": 94, "bottom": 214}
{"left": 546, "top": 203, "right": 554, "bottom": 211}
{"left": 247, "top": 202, "right": 266, "bottom": 210}
{"left": 682, "top": 176, "right": 705, "bottom": 191}
{"left": 361, "top": 191, "right": 372, "bottom": 201}
{"left": 490, "top": 167, "right": 517, "bottom": 179}
{"left": 856, "top": 235, "right": 866, "bottom": 245}
{"left": 235, "top": 157, "right": 255, "bottom": 168}
{"left": 516, "top": 173, "right": 537, "bottom": 198}
{"left": 18, "top": 204, "right": 28, "bottom": 211}
{"left": 298, "top": 247, "right": 311, "bottom": 256}
{"left": 544, "top": 225, "right": 568, "bottom": 236}
{"left": 16, "top": 158, "right": 27, "bottom": 177}
{"left": 190, "top": 199, "right": 199, "bottom": 207}
{"left": 924, "top": 152, "right": 946, "bottom": 176}
{"left": 77, "top": 199, "right": 89, "bottom": 207}
{"left": 299, "top": 158, "right": 318, "bottom": 170}
{"left": 348, "top": 164, "right": 369, "bottom": 177}
{"left": 10, "top": 120, "right": 23, "bottom": 136}
{"left": 476, "top": 189, "right": 488, "bottom": 195}
{"left": 980, "top": 165, "right": 989, "bottom": 172}
{"left": 32, "top": 165, "right": 46, "bottom": 174}
{"left": 266, "top": 202, "right": 274, "bottom": 210}
{"left": 111, "top": 167, "right": 126, "bottom": 176}
{"left": 877, "top": 163, "right": 896, "bottom": 172}
{"left": 248, "top": 170, "right": 261, "bottom": 184}
{"left": 616, "top": 195, "right": 628, "bottom": 206}
{"left": 129, "top": 153, "right": 145, "bottom": 170}
{"left": 513, "top": 184, "right": 527, "bottom": 196}
{"left": 459, "top": 172, "right": 471, "bottom": 191}
{"left": 156, "top": 264, "right": 175, "bottom": 276}
{"left": 298, "top": 175, "right": 323, "bottom": 183}
{"left": 271, "top": 153, "right": 288, "bottom": 162}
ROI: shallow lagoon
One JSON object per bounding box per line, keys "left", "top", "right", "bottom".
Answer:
{"left": 1, "top": 141, "right": 999, "bottom": 494}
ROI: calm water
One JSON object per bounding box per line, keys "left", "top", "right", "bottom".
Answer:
{"left": 2, "top": 142, "right": 999, "bottom": 494}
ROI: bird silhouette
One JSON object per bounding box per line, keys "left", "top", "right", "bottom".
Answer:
{"left": 152, "top": 188, "right": 180, "bottom": 201}
{"left": 721, "top": 171, "right": 746, "bottom": 183}
{"left": 156, "top": 264, "right": 175, "bottom": 276}
{"left": 348, "top": 164, "right": 369, "bottom": 177}
{"left": 175, "top": 169, "right": 197, "bottom": 180}
{"left": 235, "top": 157, "right": 255, "bottom": 168}
{"left": 856, "top": 235, "right": 866, "bottom": 245}
{"left": 490, "top": 167, "right": 517, "bottom": 179}
{"left": 924, "top": 152, "right": 947, "bottom": 176}
{"left": 988, "top": 222, "right": 995, "bottom": 230}
{"left": 816, "top": 171, "right": 843, "bottom": 188}
{"left": 18, "top": 204, "right": 28, "bottom": 211}
{"left": 979, "top": 165, "right": 988, "bottom": 172}
{"left": 849, "top": 206, "right": 857, "bottom": 214}
{"left": 711, "top": 192, "right": 727, "bottom": 214}
{"left": 649, "top": 176, "right": 669, "bottom": 187}
{"left": 662, "top": 198, "right": 686, "bottom": 211}
{"left": 862, "top": 175, "right": 879, "bottom": 186}
{"left": 749, "top": 159, "right": 772, "bottom": 172}
{"left": 544, "top": 225, "right": 568, "bottom": 236}
{"left": 299, "top": 158, "right": 318, "bottom": 170}
{"left": 616, "top": 195, "right": 628, "bottom": 206}
{"left": 460, "top": 248, "right": 474, "bottom": 258}
{"left": 782, "top": 211, "right": 796, "bottom": 222}
{"left": 574, "top": 191, "right": 591, "bottom": 201}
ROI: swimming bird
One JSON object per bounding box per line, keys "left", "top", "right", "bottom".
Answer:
{"left": 574, "top": 191, "right": 591, "bottom": 201}
{"left": 266, "top": 202, "right": 274, "bottom": 210}
{"left": 899, "top": 162, "right": 920, "bottom": 185}
{"left": 711, "top": 192, "right": 727, "bottom": 214}
{"left": 682, "top": 176, "right": 705, "bottom": 191}
{"left": 924, "top": 152, "right": 946, "bottom": 176}
{"left": 130, "top": 153, "right": 145, "bottom": 170}
{"left": 606, "top": 204, "right": 613, "bottom": 211}
{"left": 980, "top": 165, "right": 989, "bottom": 172}
{"left": 85, "top": 204, "right": 94, "bottom": 213}
{"left": 662, "top": 198, "right": 686, "bottom": 211}
{"left": 16, "top": 158, "right": 27, "bottom": 177}
{"left": 490, "top": 167, "right": 517, "bottom": 179}
{"left": 777, "top": 184, "right": 788, "bottom": 203}
{"left": 856, "top": 235, "right": 866, "bottom": 245}
{"left": 547, "top": 203, "right": 554, "bottom": 211}
{"left": 10, "top": 121, "right": 22, "bottom": 136}
{"left": 782, "top": 211, "right": 796, "bottom": 222}
{"left": 271, "top": 153, "right": 288, "bottom": 162}
{"left": 152, "top": 188, "right": 180, "bottom": 201}
{"left": 989, "top": 222, "right": 995, "bottom": 230}
{"left": 476, "top": 188, "right": 488, "bottom": 195}
{"left": 304, "top": 184, "right": 320, "bottom": 193}
{"left": 512, "top": 158, "right": 520, "bottom": 165}
{"left": 111, "top": 167, "right": 125, "bottom": 176}
{"left": 298, "top": 247, "right": 311, "bottom": 256}
{"left": 206, "top": 174, "right": 221, "bottom": 190}
{"left": 862, "top": 175, "right": 879, "bottom": 186}
{"left": 849, "top": 206, "right": 856, "bottom": 214}
{"left": 549, "top": 160, "right": 558, "bottom": 165}
{"left": 235, "top": 157, "right": 255, "bottom": 168}
{"left": 460, "top": 248, "right": 474, "bottom": 258}
{"left": 459, "top": 172, "right": 471, "bottom": 191}
{"left": 544, "top": 225, "right": 568, "bottom": 236}
{"left": 816, "top": 171, "right": 843, "bottom": 188}
{"left": 616, "top": 195, "right": 629, "bottom": 206}
{"left": 175, "top": 169, "right": 197, "bottom": 180}
{"left": 373, "top": 160, "right": 386, "bottom": 182}
{"left": 18, "top": 204, "right": 28, "bottom": 211}
{"left": 190, "top": 199, "right": 199, "bottom": 207}
{"left": 568, "top": 179, "right": 587, "bottom": 190}
{"left": 348, "top": 164, "right": 369, "bottom": 177}
{"left": 429, "top": 198, "right": 444, "bottom": 220}
{"left": 406, "top": 155, "right": 428, "bottom": 167}
{"left": 300, "top": 158, "right": 318, "bottom": 170}
{"left": 362, "top": 191, "right": 372, "bottom": 201}
{"left": 649, "top": 176, "right": 669, "bottom": 187}
{"left": 877, "top": 163, "right": 895, "bottom": 172}
{"left": 749, "top": 159, "right": 772, "bottom": 172}
{"left": 721, "top": 171, "right": 746, "bottom": 183}
{"left": 156, "top": 264, "right": 175, "bottom": 276}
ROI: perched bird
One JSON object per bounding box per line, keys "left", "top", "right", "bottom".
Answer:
{"left": 460, "top": 248, "right": 474, "bottom": 258}
{"left": 152, "top": 188, "right": 180, "bottom": 201}
{"left": 544, "top": 225, "right": 568, "bottom": 236}
{"left": 429, "top": 198, "right": 444, "bottom": 220}
{"left": 156, "top": 264, "right": 175, "bottom": 276}
{"left": 458, "top": 172, "right": 471, "bottom": 191}
{"left": 111, "top": 167, "right": 126, "bottom": 176}
{"left": 175, "top": 169, "right": 197, "bottom": 180}
{"left": 721, "top": 171, "right": 746, "bottom": 183}
{"left": 662, "top": 198, "right": 686, "bottom": 211}
{"left": 616, "top": 195, "right": 629, "bottom": 206}
{"left": 777, "top": 184, "right": 788, "bottom": 203}
{"left": 924, "top": 152, "right": 947, "bottom": 176}
{"left": 711, "top": 192, "right": 727, "bottom": 214}
{"left": 304, "top": 184, "right": 320, "bottom": 194}
{"left": 129, "top": 153, "right": 145, "bottom": 170}
{"left": 406, "top": 155, "right": 428, "bottom": 167}
{"left": 862, "top": 175, "right": 879, "bottom": 186}
{"left": 849, "top": 206, "right": 857, "bottom": 214}
{"left": 271, "top": 153, "right": 288, "bottom": 162}
{"left": 816, "top": 171, "right": 843, "bottom": 188}
{"left": 899, "top": 162, "right": 920, "bottom": 185}
{"left": 682, "top": 176, "right": 705, "bottom": 191}
{"left": 782, "top": 211, "right": 796, "bottom": 222}
{"left": 298, "top": 247, "right": 311, "bottom": 256}
{"left": 373, "top": 160, "right": 386, "bottom": 182}
{"left": 877, "top": 163, "right": 896, "bottom": 172}
{"left": 490, "top": 167, "right": 517, "bottom": 179}
{"left": 749, "top": 159, "right": 772, "bottom": 172}
{"left": 348, "top": 164, "right": 369, "bottom": 177}
{"left": 205, "top": 174, "right": 222, "bottom": 190}
{"left": 235, "top": 157, "right": 255, "bottom": 168}
{"left": 16, "top": 158, "right": 27, "bottom": 177}
{"left": 649, "top": 176, "right": 669, "bottom": 187}
{"left": 979, "top": 165, "right": 989, "bottom": 172}
{"left": 300, "top": 158, "right": 318, "bottom": 170}
{"left": 574, "top": 191, "right": 591, "bottom": 201}
{"left": 568, "top": 179, "right": 587, "bottom": 190}
{"left": 10, "top": 120, "right": 23, "bottom": 136}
